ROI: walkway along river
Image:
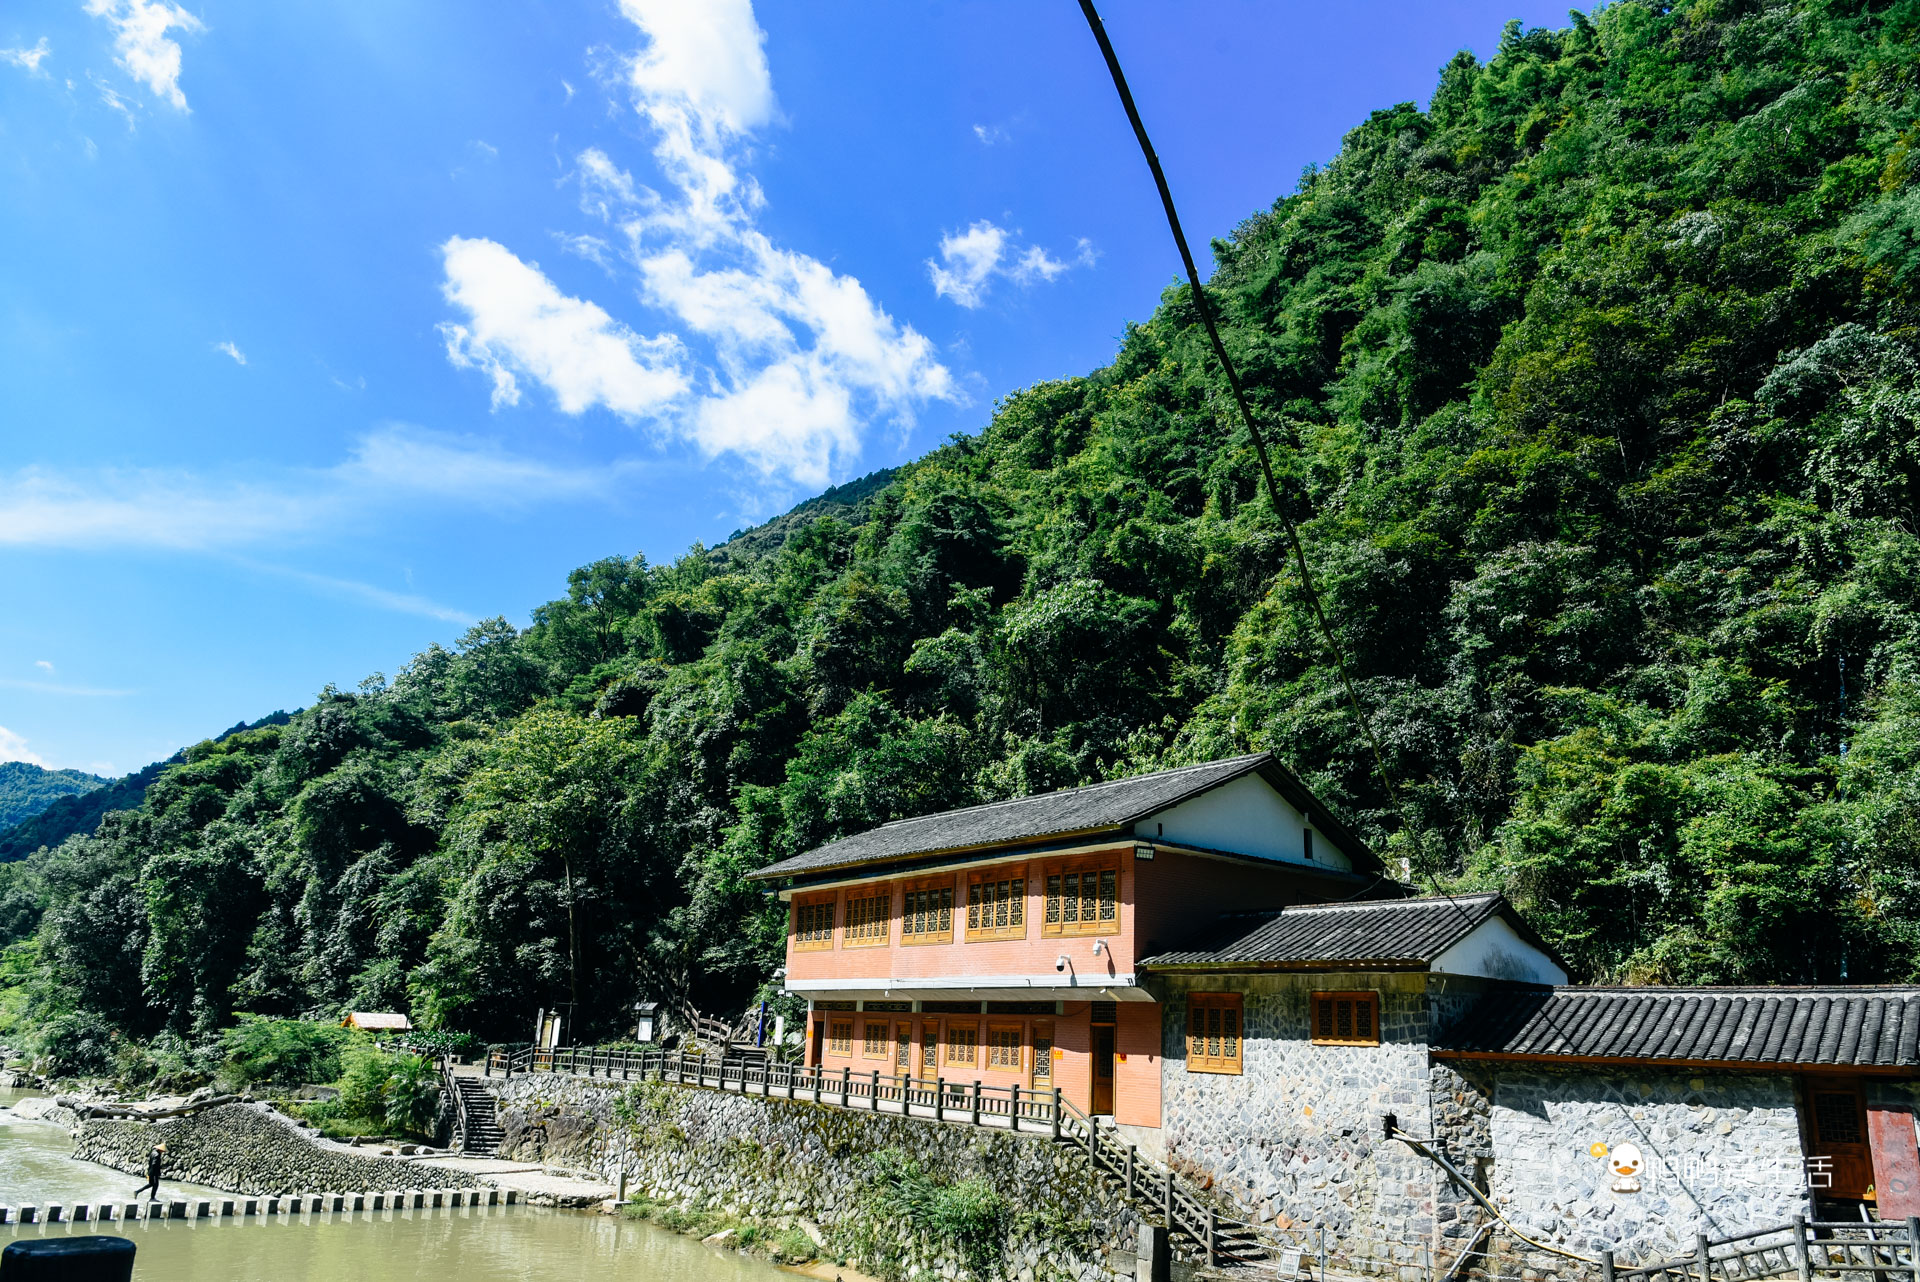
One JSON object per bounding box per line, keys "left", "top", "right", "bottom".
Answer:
{"left": 0, "top": 1087, "right": 798, "bottom": 1282}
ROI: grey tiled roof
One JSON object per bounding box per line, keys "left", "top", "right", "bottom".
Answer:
{"left": 1138, "top": 892, "right": 1510, "bottom": 968}
{"left": 1435, "top": 986, "right": 1920, "bottom": 1068}
{"left": 748, "top": 752, "right": 1377, "bottom": 881}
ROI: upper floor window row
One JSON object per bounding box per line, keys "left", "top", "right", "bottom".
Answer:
{"left": 791, "top": 858, "right": 1120, "bottom": 949}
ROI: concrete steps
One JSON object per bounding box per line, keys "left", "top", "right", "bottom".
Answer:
{"left": 455, "top": 1078, "right": 503, "bottom": 1156}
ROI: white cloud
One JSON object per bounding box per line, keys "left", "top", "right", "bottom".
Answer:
{"left": 928, "top": 221, "right": 1093, "bottom": 309}
{"left": 1, "top": 38, "right": 50, "bottom": 74}
{"left": 440, "top": 0, "right": 955, "bottom": 487}
{"left": 84, "top": 0, "right": 202, "bottom": 112}
{"left": 0, "top": 678, "right": 133, "bottom": 697}
{"left": 972, "top": 123, "right": 1008, "bottom": 146}
{"left": 0, "top": 727, "right": 45, "bottom": 766}
{"left": 34, "top": 660, "right": 53, "bottom": 671}
{"left": 438, "top": 235, "right": 689, "bottom": 417}
{"left": 928, "top": 221, "right": 1008, "bottom": 308}
{"left": 213, "top": 339, "right": 245, "bottom": 365}
{"left": 0, "top": 425, "right": 640, "bottom": 553}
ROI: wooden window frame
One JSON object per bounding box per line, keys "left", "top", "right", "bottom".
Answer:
{"left": 944, "top": 1021, "right": 979, "bottom": 1068}
{"left": 1311, "top": 991, "right": 1380, "bottom": 1047}
{"left": 861, "top": 1018, "right": 891, "bottom": 1059}
{"left": 900, "top": 876, "right": 957, "bottom": 945}
{"left": 985, "top": 1023, "right": 1023, "bottom": 1072}
{"left": 794, "top": 896, "right": 836, "bottom": 951}
{"left": 827, "top": 1018, "right": 855, "bottom": 1057}
{"left": 844, "top": 889, "right": 892, "bottom": 948}
{"left": 966, "top": 869, "right": 1028, "bottom": 941}
{"left": 1186, "top": 993, "right": 1244, "bottom": 1075}
{"left": 1030, "top": 1022, "right": 1054, "bottom": 1087}
{"left": 1041, "top": 857, "right": 1120, "bottom": 938}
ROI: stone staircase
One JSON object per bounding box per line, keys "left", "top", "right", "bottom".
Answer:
{"left": 453, "top": 1077, "right": 503, "bottom": 1156}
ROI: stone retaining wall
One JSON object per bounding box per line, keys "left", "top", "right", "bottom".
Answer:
{"left": 487, "top": 1074, "right": 1149, "bottom": 1282}
{"left": 75, "top": 1103, "right": 485, "bottom": 1195}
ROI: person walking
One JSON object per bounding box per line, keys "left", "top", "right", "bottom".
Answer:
{"left": 136, "top": 1142, "right": 166, "bottom": 1201}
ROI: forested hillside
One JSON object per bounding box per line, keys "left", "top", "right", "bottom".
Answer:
{"left": 0, "top": 763, "right": 104, "bottom": 833}
{"left": 4, "top": 0, "right": 1920, "bottom": 1073}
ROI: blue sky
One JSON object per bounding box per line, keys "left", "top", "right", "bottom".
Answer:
{"left": 0, "top": 0, "right": 1569, "bottom": 776}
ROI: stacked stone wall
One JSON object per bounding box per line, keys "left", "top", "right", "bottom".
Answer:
{"left": 74, "top": 1103, "right": 483, "bottom": 1195}
{"left": 1152, "top": 971, "right": 1438, "bottom": 1274}
{"left": 487, "top": 1074, "right": 1148, "bottom": 1282}
{"left": 1485, "top": 1067, "right": 1806, "bottom": 1270}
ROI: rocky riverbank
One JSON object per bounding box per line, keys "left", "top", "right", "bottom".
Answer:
{"left": 74, "top": 1103, "right": 486, "bottom": 1195}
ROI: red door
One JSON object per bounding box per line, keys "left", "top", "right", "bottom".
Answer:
{"left": 1806, "top": 1077, "right": 1875, "bottom": 1201}
{"left": 1092, "top": 1025, "right": 1116, "bottom": 1115}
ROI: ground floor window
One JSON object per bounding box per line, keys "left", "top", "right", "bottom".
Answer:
{"left": 862, "top": 1019, "right": 890, "bottom": 1058}
{"left": 828, "top": 1019, "right": 855, "bottom": 1056}
{"left": 945, "top": 1022, "right": 979, "bottom": 1067}
{"left": 1186, "top": 992, "right": 1243, "bottom": 1074}
{"left": 1310, "top": 991, "right": 1379, "bottom": 1047}
{"left": 1031, "top": 1024, "right": 1053, "bottom": 1084}
{"left": 986, "top": 1024, "right": 1022, "bottom": 1070}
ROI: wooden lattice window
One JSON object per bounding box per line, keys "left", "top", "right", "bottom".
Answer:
{"left": 1042, "top": 861, "right": 1118, "bottom": 937}
{"left": 827, "top": 1020, "right": 854, "bottom": 1056}
{"left": 901, "top": 879, "right": 955, "bottom": 944}
{"left": 862, "top": 1019, "right": 890, "bottom": 1059}
{"left": 1186, "top": 993, "right": 1243, "bottom": 1074}
{"left": 1031, "top": 1025, "right": 1053, "bottom": 1083}
{"left": 945, "top": 1022, "right": 979, "bottom": 1067}
{"left": 966, "top": 872, "right": 1027, "bottom": 940}
{"left": 1311, "top": 991, "right": 1379, "bottom": 1047}
{"left": 985, "top": 1024, "right": 1022, "bottom": 1071}
{"left": 794, "top": 897, "right": 836, "bottom": 950}
{"left": 845, "top": 891, "right": 891, "bottom": 947}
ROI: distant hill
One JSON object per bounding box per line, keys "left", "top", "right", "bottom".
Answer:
{"left": 0, "top": 762, "right": 106, "bottom": 831}
{"left": 0, "top": 711, "right": 295, "bottom": 862}
{"left": 714, "top": 467, "right": 899, "bottom": 562}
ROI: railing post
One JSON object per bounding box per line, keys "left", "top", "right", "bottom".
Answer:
{"left": 936, "top": 1077, "right": 946, "bottom": 1123}
{"left": 971, "top": 1080, "right": 982, "bottom": 1127}
{"left": 1794, "top": 1215, "right": 1812, "bottom": 1282}
{"left": 484, "top": 1049, "right": 492, "bottom": 1079}
{"left": 1318, "top": 1225, "right": 1327, "bottom": 1282}
{"left": 1010, "top": 1083, "right": 1021, "bottom": 1132}
{"left": 1603, "top": 1249, "right": 1617, "bottom": 1282}
{"left": 872, "top": 1069, "right": 881, "bottom": 1110}
{"left": 1164, "top": 1170, "right": 1174, "bottom": 1229}
{"left": 1698, "top": 1231, "right": 1713, "bottom": 1282}
{"left": 1126, "top": 1144, "right": 1136, "bottom": 1200}
{"left": 1907, "top": 1218, "right": 1920, "bottom": 1282}
{"left": 1206, "top": 1210, "right": 1218, "bottom": 1269}
{"left": 841, "top": 1065, "right": 851, "bottom": 1107}
{"left": 1051, "top": 1088, "right": 1062, "bottom": 1140}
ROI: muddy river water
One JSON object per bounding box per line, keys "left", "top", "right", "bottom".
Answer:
{"left": 0, "top": 1087, "right": 790, "bottom": 1282}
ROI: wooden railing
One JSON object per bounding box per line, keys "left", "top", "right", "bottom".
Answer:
{"left": 480, "top": 1043, "right": 1297, "bottom": 1269}
{"left": 1604, "top": 1216, "right": 1920, "bottom": 1282}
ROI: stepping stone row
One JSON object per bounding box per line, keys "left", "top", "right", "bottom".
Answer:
{"left": 0, "top": 1188, "right": 516, "bottom": 1224}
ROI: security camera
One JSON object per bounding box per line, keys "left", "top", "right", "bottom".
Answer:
{"left": 1055, "top": 955, "right": 1068, "bottom": 972}
{"left": 1092, "top": 939, "right": 1106, "bottom": 957}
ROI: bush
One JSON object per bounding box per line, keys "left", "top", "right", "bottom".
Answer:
{"left": 382, "top": 1053, "right": 441, "bottom": 1138}
{"left": 860, "top": 1148, "right": 1008, "bottom": 1281}
{"left": 219, "top": 1016, "right": 352, "bottom": 1088}
{"left": 36, "top": 1010, "right": 118, "bottom": 1078}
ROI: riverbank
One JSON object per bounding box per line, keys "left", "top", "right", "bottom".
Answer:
{"left": 75, "top": 1102, "right": 485, "bottom": 1195}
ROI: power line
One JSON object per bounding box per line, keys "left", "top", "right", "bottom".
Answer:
{"left": 1074, "top": 0, "right": 1404, "bottom": 844}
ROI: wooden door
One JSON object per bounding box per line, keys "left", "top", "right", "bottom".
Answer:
{"left": 809, "top": 1016, "right": 823, "bottom": 1067}
{"left": 1092, "top": 1025, "right": 1116, "bottom": 1115}
{"left": 920, "top": 1020, "right": 939, "bottom": 1082}
{"left": 1805, "top": 1077, "right": 1875, "bottom": 1201}
{"left": 895, "top": 1022, "right": 912, "bottom": 1077}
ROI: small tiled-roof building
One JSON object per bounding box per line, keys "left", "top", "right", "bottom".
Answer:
{"left": 342, "top": 1012, "right": 413, "bottom": 1032}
